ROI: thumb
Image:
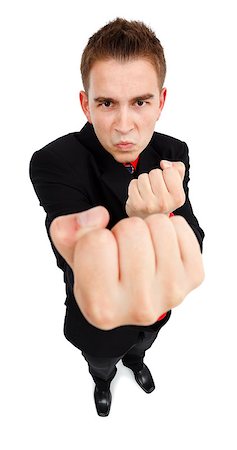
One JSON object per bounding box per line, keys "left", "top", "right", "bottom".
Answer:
{"left": 160, "top": 160, "right": 185, "bottom": 182}
{"left": 49, "top": 206, "right": 110, "bottom": 268}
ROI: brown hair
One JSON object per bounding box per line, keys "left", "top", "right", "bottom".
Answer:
{"left": 80, "top": 18, "right": 166, "bottom": 93}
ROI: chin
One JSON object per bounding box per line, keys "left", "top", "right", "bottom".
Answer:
{"left": 115, "top": 154, "right": 136, "bottom": 163}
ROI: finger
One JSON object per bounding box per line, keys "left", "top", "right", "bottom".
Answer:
{"left": 111, "top": 216, "right": 156, "bottom": 295}
{"left": 169, "top": 215, "right": 205, "bottom": 288}
{"left": 145, "top": 213, "right": 187, "bottom": 313}
{"left": 49, "top": 206, "right": 110, "bottom": 268}
{"left": 126, "top": 178, "right": 146, "bottom": 215}
{"left": 172, "top": 161, "right": 185, "bottom": 181}
{"left": 161, "top": 166, "right": 186, "bottom": 209}
{"left": 136, "top": 173, "right": 155, "bottom": 200}
{"left": 148, "top": 168, "right": 168, "bottom": 204}
{"left": 127, "top": 178, "right": 142, "bottom": 203}
{"left": 145, "top": 214, "right": 182, "bottom": 273}
{"left": 160, "top": 160, "right": 185, "bottom": 182}
{"left": 73, "top": 226, "right": 119, "bottom": 327}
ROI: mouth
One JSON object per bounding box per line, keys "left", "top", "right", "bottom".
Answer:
{"left": 115, "top": 141, "right": 135, "bottom": 150}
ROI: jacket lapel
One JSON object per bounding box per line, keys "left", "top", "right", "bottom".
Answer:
{"left": 100, "top": 157, "right": 133, "bottom": 208}
{"left": 136, "top": 142, "right": 162, "bottom": 176}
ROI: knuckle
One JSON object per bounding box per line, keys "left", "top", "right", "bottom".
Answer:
{"left": 146, "top": 201, "right": 156, "bottom": 214}
{"left": 138, "top": 173, "right": 148, "bottom": 181}
{"left": 93, "top": 228, "right": 111, "bottom": 244}
{"left": 131, "top": 308, "right": 156, "bottom": 326}
{"left": 51, "top": 219, "right": 71, "bottom": 246}
{"left": 157, "top": 274, "right": 187, "bottom": 309}
{"left": 149, "top": 168, "right": 161, "bottom": 178}
{"left": 128, "top": 178, "right": 137, "bottom": 191}
{"left": 130, "top": 292, "right": 157, "bottom": 325}
{"left": 80, "top": 227, "right": 112, "bottom": 249}
{"left": 192, "top": 265, "right": 205, "bottom": 288}
{"left": 93, "top": 312, "right": 116, "bottom": 331}
{"left": 146, "top": 212, "right": 169, "bottom": 227}
{"left": 164, "top": 284, "right": 185, "bottom": 309}
{"left": 119, "top": 215, "right": 145, "bottom": 233}
{"left": 170, "top": 214, "right": 186, "bottom": 226}
{"left": 56, "top": 232, "right": 71, "bottom": 247}
{"left": 158, "top": 198, "right": 169, "bottom": 212}
{"left": 83, "top": 298, "right": 116, "bottom": 330}
{"left": 129, "top": 215, "right": 148, "bottom": 230}
{"left": 174, "top": 191, "right": 186, "bottom": 208}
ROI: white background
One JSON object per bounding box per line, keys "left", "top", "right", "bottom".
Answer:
{"left": 1, "top": 0, "right": 237, "bottom": 448}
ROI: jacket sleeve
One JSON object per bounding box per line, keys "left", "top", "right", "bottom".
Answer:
{"left": 173, "top": 142, "right": 205, "bottom": 253}
{"left": 29, "top": 147, "right": 93, "bottom": 270}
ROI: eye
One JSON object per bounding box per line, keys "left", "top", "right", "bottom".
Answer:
{"left": 136, "top": 99, "right": 146, "bottom": 107}
{"left": 102, "top": 100, "right": 112, "bottom": 108}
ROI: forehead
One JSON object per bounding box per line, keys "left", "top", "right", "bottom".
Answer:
{"left": 88, "top": 58, "right": 160, "bottom": 97}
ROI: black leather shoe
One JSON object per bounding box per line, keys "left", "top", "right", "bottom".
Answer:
{"left": 94, "top": 386, "right": 112, "bottom": 417}
{"left": 134, "top": 364, "right": 155, "bottom": 393}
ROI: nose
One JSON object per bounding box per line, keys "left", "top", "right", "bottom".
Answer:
{"left": 114, "top": 107, "right": 134, "bottom": 135}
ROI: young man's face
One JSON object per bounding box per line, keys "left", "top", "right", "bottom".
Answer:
{"left": 80, "top": 58, "right": 166, "bottom": 163}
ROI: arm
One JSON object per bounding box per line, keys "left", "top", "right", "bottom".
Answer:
{"left": 49, "top": 206, "right": 205, "bottom": 330}
{"left": 29, "top": 147, "right": 93, "bottom": 270}
{"left": 125, "top": 142, "right": 204, "bottom": 252}
{"left": 172, "top": 142, "right": 204, "bottom": 252}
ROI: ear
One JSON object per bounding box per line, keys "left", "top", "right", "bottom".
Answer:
{"left": 79, "top": 91, "right": 92, "bottom": 123}
{"left": 156, "top": 87, "right": 167, "bottom": 121}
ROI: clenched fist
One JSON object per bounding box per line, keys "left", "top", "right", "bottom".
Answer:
{"left": 125, "top": 160, "right": 186, "bottom": 218}
{"left": 50, "top": 206, "right": 204, "bottom": 331}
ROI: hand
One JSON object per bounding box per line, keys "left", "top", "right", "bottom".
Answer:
{"left": 50, "top": 206, "right": 204, "bottom": 330}
{"left": 125, "top": 160, "right": 186, "bottom": 219}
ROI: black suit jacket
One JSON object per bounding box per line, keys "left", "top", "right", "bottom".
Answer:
{"left": 30, "top": 122, "right": 204, "bottom": 357}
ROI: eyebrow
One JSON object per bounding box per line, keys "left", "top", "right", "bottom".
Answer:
{"left": 94, "top": 93, "right": 155, "bottom": 103}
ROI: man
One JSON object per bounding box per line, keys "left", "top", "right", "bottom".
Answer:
{"left": 30, "top": 18, "right": 205, "bottom": 417}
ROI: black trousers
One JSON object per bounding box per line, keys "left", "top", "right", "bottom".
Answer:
{"left": 82, "top": 317, "right": 170, "bottom": 390}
